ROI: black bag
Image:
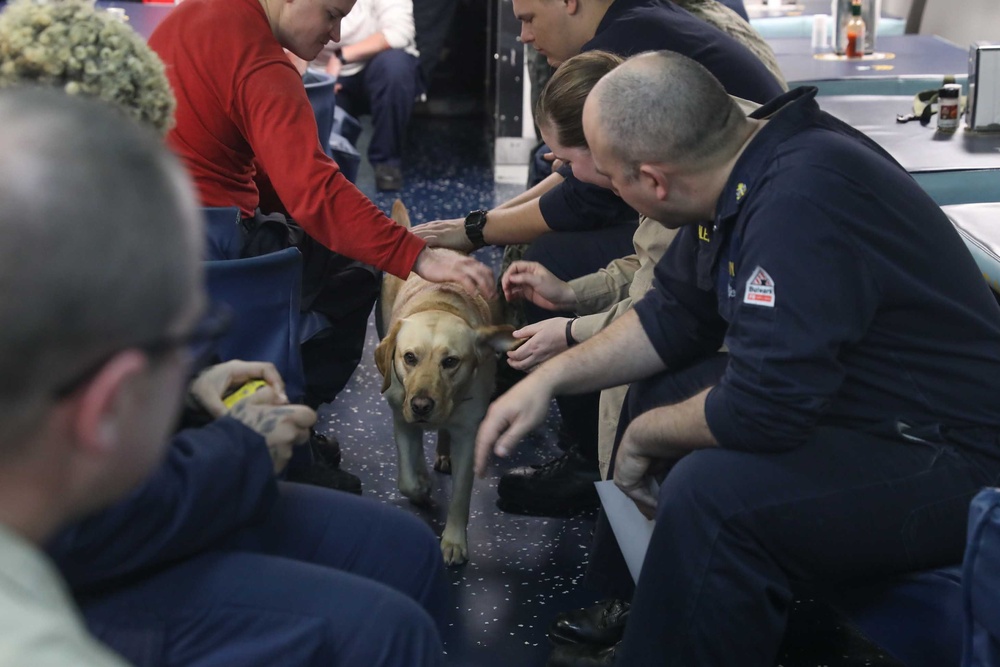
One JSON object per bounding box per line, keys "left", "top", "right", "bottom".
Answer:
{"left": 239, "top": 210, "right": 305, "bottom": 258}
{"left": 239, "top": 209, "right": 379, "bottom": 405}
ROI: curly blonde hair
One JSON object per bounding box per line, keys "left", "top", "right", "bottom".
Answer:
{"left": 0, "top": 0, "right": 175, "bottom": 134}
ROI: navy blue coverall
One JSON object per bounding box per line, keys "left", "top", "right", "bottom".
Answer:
{"left": 47, "top": 418, "right": 451, "bottom": 667}
{"left": 592, "top": 88, "right": 1000, "bottom": 665}
{"left": 525, "top": 0, "right": 786, "bottom": 459}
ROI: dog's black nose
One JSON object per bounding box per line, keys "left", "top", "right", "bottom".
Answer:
{"left": 410, "top": 396, "right": 435, "bottom": 418}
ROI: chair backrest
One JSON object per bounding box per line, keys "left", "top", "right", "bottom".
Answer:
{"left": 332, "top": 105, "right": 362, "bottom": 145}
{"left": 962, "top": 487, "right": 1000, "bottom": 667}
{"left": 830, "top": 567, "right": 964, "bottom": 667}
{"left": 303, "top": 69, "right": 337, "bottom": 156}
{"left": 328, "top": 133, "right": 362, "bottom": 184}
{"left": 204, "top": 247, "right": 307, "bottom": 401}
{"left": 202, "top": 206, "right": 243, "bottom": 261}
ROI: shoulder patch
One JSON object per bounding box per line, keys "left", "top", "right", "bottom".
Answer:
{"left": 743, "top": 266, "right": 775, "bottom": 308}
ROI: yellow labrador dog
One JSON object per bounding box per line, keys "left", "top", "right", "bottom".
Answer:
{"left": 375, "top": 201, "right": 517, "bottom": 565}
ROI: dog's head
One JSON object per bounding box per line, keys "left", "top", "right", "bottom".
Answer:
{"left": 374, "top": 311, "right": 517, "bottom": 425}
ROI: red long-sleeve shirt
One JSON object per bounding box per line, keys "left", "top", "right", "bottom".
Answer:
{"left": 148, "top": 0, "right": 424, "bottom": 278}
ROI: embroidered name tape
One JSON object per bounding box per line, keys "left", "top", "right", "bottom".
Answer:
{"left": 743, "top": 266, "right": 775, "bottom": 307}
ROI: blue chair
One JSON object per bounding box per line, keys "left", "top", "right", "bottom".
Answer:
{"left": 830, "top": 568, "right": 964, "bottom": 667}
{"left": 962, "top": 487, "right": 1000, "bottom": 666}
{"left": 204, "top": 247, "right": 308, "bottom": 402}
{"left": 304, "top": 71, "right": 362, "bottom": 183}
{"left": 332, "top": 105, "right": 362, "bottom": 145}
{"left": 303, "top": 69, "right": 337, "bottom": 158}
{"left": 329, "top": 132, "right": 362, "bottom": 184}
{"left": 200, "top": 206, "right": 333, "bottom": 401}
{"left": 202, "top": 206, "right": 243, "bottom": 261}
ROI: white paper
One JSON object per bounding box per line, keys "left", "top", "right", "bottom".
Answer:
{"left": 595, "top": 480, "right": 656, "bottom": 584}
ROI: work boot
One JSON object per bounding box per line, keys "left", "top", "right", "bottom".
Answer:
{"left": 309, "top": 431, "right": 341, "bottom": 469}
{"left": 374, "top": 163, "right": 403, "bottom": 191}
{"left": 285, "top": 431, "right": 361, "bottom": 494}
{"left": 496, "top": 447, "right": 600, "bottom": 516}
{"left": 548, "top": 599, "right": 630, "bottom": 647}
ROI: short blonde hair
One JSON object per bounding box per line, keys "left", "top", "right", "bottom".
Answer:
{"left": 0, "top": 0, "right": 175, "bottom": 134}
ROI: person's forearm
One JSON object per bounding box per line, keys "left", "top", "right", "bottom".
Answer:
{"left": 482, "top": 198, "right": 552, "bottom": 245}
{"left": 341, "top": 33, "right": 391, "bottom": 64}
{"left": 534, "top": 310, "right": 665, "bottom": 397}
{"left": 630, "top": 388, "right": 718, "bottom": 460}
{"left": 496, "top": 171, "right": 565, "bottom": 210}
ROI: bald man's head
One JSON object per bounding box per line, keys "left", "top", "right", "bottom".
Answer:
{"left": 585, "top": 51, "right": 748, "bottom": 180}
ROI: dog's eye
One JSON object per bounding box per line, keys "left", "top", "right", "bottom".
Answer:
{"left": 403, "top": 352, "right": 418, "bottom": 365}
{"left": 441, "top": 356, "right": 460, "bottom": 369}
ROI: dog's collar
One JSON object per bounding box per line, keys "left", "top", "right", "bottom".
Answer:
{"left": 396, "top": 288, "right": 490, "bottom": 328}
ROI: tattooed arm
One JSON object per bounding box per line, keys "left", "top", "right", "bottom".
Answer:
{"left": 227, "top": 389, "right": 316, "bottom": 474}
{"left": 188, "top": 360, "right": 315, "bottom": 473}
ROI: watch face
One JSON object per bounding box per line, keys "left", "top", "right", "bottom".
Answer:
{"left": 466, "top": 210, "right": 486, "bottom": 228}
{"left": 465, "top": 210, "right": 487, "bottom": 247}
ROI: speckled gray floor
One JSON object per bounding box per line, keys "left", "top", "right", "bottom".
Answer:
{"left": 316, "top": 115, "right": 902, "bottom": 667}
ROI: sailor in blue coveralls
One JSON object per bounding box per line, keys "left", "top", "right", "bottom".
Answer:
{"left": 474, "top": 51, "right": 1000, "bottom": 666}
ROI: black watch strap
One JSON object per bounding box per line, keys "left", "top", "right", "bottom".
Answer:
{"left": 464, "top": 209, "right": 488, "bottom": 249}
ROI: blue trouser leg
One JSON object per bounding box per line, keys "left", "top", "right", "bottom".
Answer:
{"left": 586, "top": 354, "right": 728, "bottom": 598}
{"left": 337, "top": 49, "right": 420, "bottom": 167}
{"left": 522, "top": 224, "right": 637, "bottom": 461}
{"left": 78, "top": 483, "right": 451, "bottom": 667}
{"left": 594, "top": 358, "right": 1000, "bottom": 666}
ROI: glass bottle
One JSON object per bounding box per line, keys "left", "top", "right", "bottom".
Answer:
{"left": 841, "top": 1, "right": 866, "bottom": 59}
{"left": 937, "top": 84, "right": 961, "bottom": 132}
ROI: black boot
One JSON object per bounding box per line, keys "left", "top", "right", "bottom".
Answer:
{"left": 309, "top": 431, "right": 341, "bottom": 469}
{"left": 548, "top": 599, "right": 630, "bottom": 646}
{"left": 496, "top": 447, "right": 600, "bottom": 516}
{"left": 285, "top": 431, "right": 361, "bottom": 495}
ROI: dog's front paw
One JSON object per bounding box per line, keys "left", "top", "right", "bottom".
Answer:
{"left": 433, "top": 454, "right": 451, "bottom": 475}
{"left": 399, "top": 472, "right": 433, "bottom": 507}
{"left": 440, "top": 534, "right": 468, "bottom": 566}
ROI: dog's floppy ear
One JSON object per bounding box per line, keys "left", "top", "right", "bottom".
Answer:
{"left": 390, "top": 199, "right": 411, "bottom": 229}
{"left": 476, "top": 324, "right": 520, "bottom": 354}
{"left": 374, "top": 320, "right": 403, "bottom": 394}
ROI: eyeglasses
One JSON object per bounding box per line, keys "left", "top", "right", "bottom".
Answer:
{"left": 52, "top": 302, "right": 233, "bottom": 399}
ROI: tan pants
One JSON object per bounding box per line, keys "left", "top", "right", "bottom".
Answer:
{"left": 597, "top": 384, "right": 628, "bottom": 480}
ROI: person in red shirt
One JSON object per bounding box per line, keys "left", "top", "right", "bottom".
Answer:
{"left": 148, "top": 0, "right": 494, "bottom": 404}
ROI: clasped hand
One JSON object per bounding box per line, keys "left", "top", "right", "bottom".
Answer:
{"left": 189, "top": 361, "right": 316, "bottom": 474}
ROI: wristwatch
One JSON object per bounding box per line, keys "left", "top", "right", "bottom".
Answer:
{"left": 464, "top": 209, "right": 488, "bottom": 249}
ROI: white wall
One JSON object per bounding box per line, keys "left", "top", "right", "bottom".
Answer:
{"left": 882, "top": 0, "right": 913, "bottom": 21}
{"left": 919, "top": 0, "right": 1000, "bottom": 47}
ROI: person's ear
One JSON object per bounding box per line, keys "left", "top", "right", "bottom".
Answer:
{"left": 565, "top": 0, "right": 579, "bottom": 15}
{"left": 638, "top": 164, "right": 670, "bottom": 202}
{"left": 70, "top": 350, "right": 149, "bottom": 457}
